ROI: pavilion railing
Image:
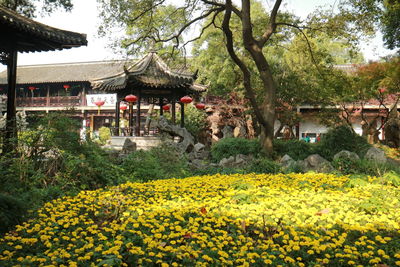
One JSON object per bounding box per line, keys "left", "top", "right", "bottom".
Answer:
{"left": 16, "top": 96, "right": 81, "bottom": 107}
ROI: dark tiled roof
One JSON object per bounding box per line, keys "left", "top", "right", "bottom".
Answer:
{"left": 91, "top": 52, "right": 206, "bottom": 92}
{"left": 0, "top": 60, "right": 128, "bottom": 84}
{"left": 0, "top": 6, "right": 87, "bottom": 53}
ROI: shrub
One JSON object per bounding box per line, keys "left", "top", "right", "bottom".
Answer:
{"left": 211, "top": 138, "right": 261, "bottom": 162}
{"left": 121, "top": 144, "right": 190, "bottom": 181}
{"left": 0, "top": 113, "right": 124, "bottom": 234}
{"left": 273, "top": 139, "right": 315, "bottom": 160}
{"left": 98, "top": 126, "right": 111, "bottom": 145}
{"left": 315, "top": 125, "right": 371, "bottom": 160}
{"left": 245, "top": 157, "right": 281, "bottom": 173}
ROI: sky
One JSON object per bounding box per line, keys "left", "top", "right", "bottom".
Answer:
{"left": 1, "top": 0, "right": 395, "bottom": 71}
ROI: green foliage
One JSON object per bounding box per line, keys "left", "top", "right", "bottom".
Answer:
{"left": 0, "top": 193, "right": 25, "bottom": 232}
{"left": 315, "top": 125, "right": 371, "bottom": 160}
{"left": 178, "top": 105, "right": 208, "bottom": 140}
{"left": 0, "top": 113, "right": 125, "bottom": 234}
{"left": 245, "top": 158, "right": 281, "bottom": 174}
{"left": 98, "top": 126, "right": 111, "bottom": 145}
{"left": 273, "top": 139, "right": 315, "bottom": 160}
{"left": 0, "top": 0, "right": 73, "bottom": 18}
{"left": 121, "top": 144, "right": 190, "bottom": 182}
{"left": 211, "top": 138, "right": 261, "bottom": 162}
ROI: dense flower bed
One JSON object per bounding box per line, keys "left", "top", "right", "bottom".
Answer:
{"left": 1, "top": 173, "right": 400, "bottom": 266}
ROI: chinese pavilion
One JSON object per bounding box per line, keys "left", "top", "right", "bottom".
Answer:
{"left": 91, "top": 51, "right": 206, "bottom": 136}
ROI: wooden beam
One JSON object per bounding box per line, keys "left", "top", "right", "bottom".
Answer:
{"left": 3, "top": 50, "right": 18, "bottom": 155}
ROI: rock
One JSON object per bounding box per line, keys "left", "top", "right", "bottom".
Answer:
{"left": 121, "top": 138, "right": 137, "bottom": 154}
{"left": 233, "top": 125, "right": 247, "bottom": 138}
{"left": 333, "top": 150, "right": 360, "bottom": 162}
{"left": 157, "top": 116, "right": 195, "bottom": 153}
{"left": 194, "top": 143, "right": 205, "bottom": 153}
{"left": 219, "top": 154, "right": 252, "bottom": 168}
{"left": 189, "top": 159, "right": 206, "bottom": 169}
{"left": 303, "top": 154, "right": 334, "bottom": 173}
{"left": 364, "top": 147, "right": 387, "bottom": 164}
{"left": 219, "top": 156, "right": 235, "bottom": 168}
{"left": 280, "top": 154, "right": 295, "bottom": 168}
{"left": 221, "top": 125, "right": 234, "bottom": 139}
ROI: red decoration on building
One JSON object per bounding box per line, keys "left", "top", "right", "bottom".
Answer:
{"left": 94, "top": 100, "right": 105, "bottom": 107}
{"left": 63, "top": 84, "right": 70, "bottom": 89}
{"left": 162, "top": 105, "right": 170, "bottom": 111}
{"left": 28, "top": 86, "right": 36, "bottom": 91}
{"left": 120, "top": 103, "right": 128, "bottom": 111}
{"left": 180, "top": 96, "right": 193, "bottom": 104}
{"left": 195, "top": 103, "right": 205, "bottom": 110}
{"left": 94, "top": 100, "right": 105, "bottom": 115}
{"left": 125, "top": 94, "right": 138, "bottom": 103}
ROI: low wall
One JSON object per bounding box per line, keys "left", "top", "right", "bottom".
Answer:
{"left": 109, "top": 136, "right": 162, "bottom": 151}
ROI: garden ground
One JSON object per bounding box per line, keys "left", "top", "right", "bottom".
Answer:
{"left": 1, "top": 173, "right": 400, "bottom": 266}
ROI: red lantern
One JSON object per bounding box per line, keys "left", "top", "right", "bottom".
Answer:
{"left": 94, "top": 100, "right": 105, "bottom": 107}
{"left": 125, "top": 94, "right": 138, "bottom": 103}
{"left": 378, "top": 88, "right": 386, "bottom": 94}
{"left": 180, "top": 96, "right": 193, "bottom": 104}
{"left": 162, "top": 105, "right": 170, "bottom": 111}
{"left": 195, "top": 103, "right": 206, "bottom": 110}
{"left": 28, "top": 86, "right": 36, "bottom": 91}
{"left": 120, "top": 103, "right": 128, "bottom": 111}
{"left": 94, "top": 100, "right": 105, "bottom": 115}
{"left": 63, "top": 84, "right": 70, "bottom": 90}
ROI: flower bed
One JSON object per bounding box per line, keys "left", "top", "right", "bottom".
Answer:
{"left": 1, "top": 173, "right": 400, "bottom": 266}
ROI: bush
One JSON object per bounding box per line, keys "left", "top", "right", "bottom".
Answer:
{"left": 245, "top": 157, "right": 281, "bottom": 173}
{"left": 121, "top": 144, "right": 190, "bottom": 181}
{"left": 98, "top": 126, "right": 111, "bottom": 145}
{"left": 273, "top": 139, "right": 315, "bottom": 160}
{"left": 0, "top": 113, "right": 125, "bottom": 234}
{"left": 315, "top": 125, "right": 371, "bottom": 160}
{"left": 211, "top": 138, "right": 261, "bottom": 162}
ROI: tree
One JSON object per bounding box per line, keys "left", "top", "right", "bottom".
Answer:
{"left": 345, "top": 0, "right": 400, "bottom": 49}
{"left": 97, "top": 0, "right": 377, "bottom": 155}
{"left": 0, "top": 0, "right": 72, "bottom": 17}
{"left": 334, "top": 57, "right": 400, "bottom": 143}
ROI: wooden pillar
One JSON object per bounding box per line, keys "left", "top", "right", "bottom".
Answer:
{"left": 3, "top": 50, "right": 18, "bottom": 154}
{"left": 295, "top": 123, "right": 300, "bottom": 139}
{"left": 180, "top": 102, "right": 185, "bottom": 128}
{"left": 172, "top": 98, "right": 176, "bottom": 124}
{"left": 90, "top": 114, "right": 94, "bottom": 139}
{"left": 159, "top": 97, "right": 163, "bottom": 116}
{"left": 129, "top": 102, "right": 133, "bottom": 136}
{"left": 136, "top": 89, "right": 141, "bottom": 136}
{"left": 46, "top": 85, "right": 50, "bottom": 106}
{"left": 115, "top": 100, "right": 120, "bottom": 136}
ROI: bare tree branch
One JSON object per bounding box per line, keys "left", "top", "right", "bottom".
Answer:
{"left": 258, "top": 0, "right": 282, "bottom": 46}
{"left": 222, "top": 0, "right": 266, "bottom": 127}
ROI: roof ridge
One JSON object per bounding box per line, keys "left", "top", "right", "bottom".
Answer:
{"left": 16, "top": 59, "right": 134, "bottom": 68}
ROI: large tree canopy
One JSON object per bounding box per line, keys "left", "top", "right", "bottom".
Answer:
{"left": 97, "top": 0, "right": 379, "bottom": 154}
{"left": 0, "top": 0, "right": 72, "bottom": 17}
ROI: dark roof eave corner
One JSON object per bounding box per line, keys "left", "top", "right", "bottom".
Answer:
{"left": 192, "top": 69, "right": 199, "bottom": 80}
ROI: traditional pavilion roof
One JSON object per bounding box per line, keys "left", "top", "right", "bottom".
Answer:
{"left": 0, "top": 5, "right": 87, "bottom": 53}
{"left": 91, "top": 51, "right": 206, "bottom": 93}
{"left": 0, "top": 60, "right": 127, "bottom": 85}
